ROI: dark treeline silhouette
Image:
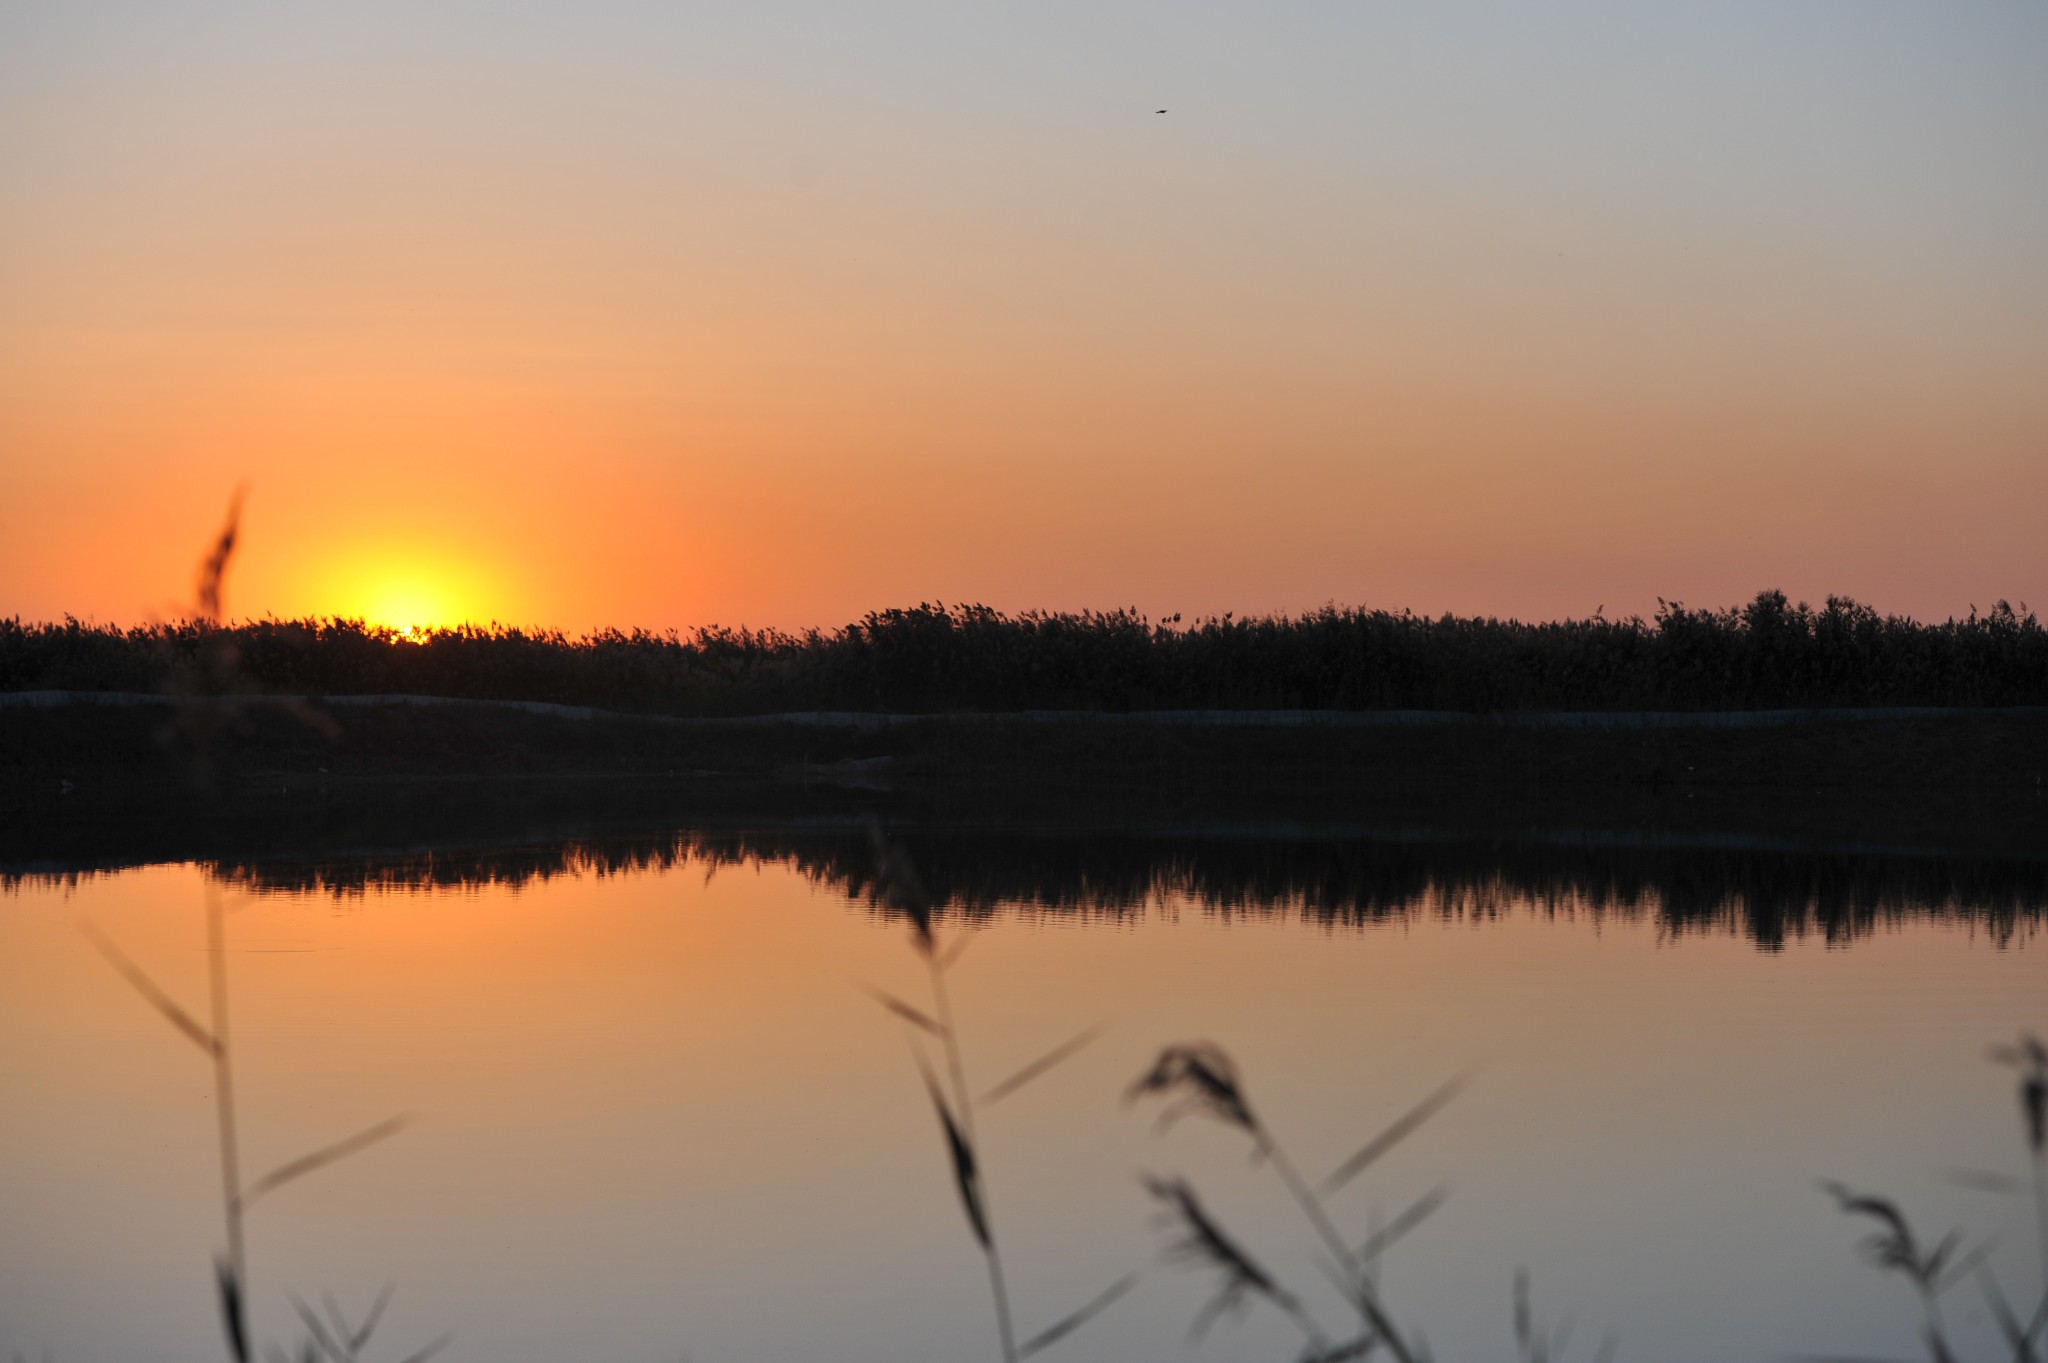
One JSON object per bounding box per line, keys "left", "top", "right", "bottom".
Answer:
{"left": 28, "top": 825, "right": 2037, "bottom": 950}
{"left": 6, "top": 591, "right": 2045, "bottom": 714}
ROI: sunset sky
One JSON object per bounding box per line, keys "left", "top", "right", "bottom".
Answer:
{"left": 3, "top": 3, "right": 2043, "bottom": 632}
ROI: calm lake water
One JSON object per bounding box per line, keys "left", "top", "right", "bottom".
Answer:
{"left": 4, "top": 827, "right": 2045, "bottom": 1362}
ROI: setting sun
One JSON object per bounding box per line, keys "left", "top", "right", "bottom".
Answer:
{"left": 305, "top": 545, "right": 498, "bottom": 633}
{"left": 361, "top": 584, "right": 454, "bottom": 635}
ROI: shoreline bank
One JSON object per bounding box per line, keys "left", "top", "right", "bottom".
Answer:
{"left": 5, "top": 693, "right": 2045, "bottom": 872}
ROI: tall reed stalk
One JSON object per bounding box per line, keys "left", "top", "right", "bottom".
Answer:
{"left": 866, "top": 827, "right": 1130, "bottom": 1361}
{"left": 79, "top": 497, "right": 426, "bottom": 1363}
{"left": 926, "top": 913, "right": 1018, "bottom": 1360}
{"left": 207, "top": 881, "right": 249, "bottom": 1358}
{"left": 82, "top": 886, "right": 413, "bottom": 1361}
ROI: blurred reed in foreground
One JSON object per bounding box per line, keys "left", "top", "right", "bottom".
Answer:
{"left": 864, "top": 826, "right": 1132, "bottom": 1361}
{"left": 77, "top": 499, "right": 438, "bottom": 1363}
{"left": 1818, "top": 1033, "right": 2048, "bottom": 1362}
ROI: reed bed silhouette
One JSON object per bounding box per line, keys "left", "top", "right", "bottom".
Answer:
{"left": 7, "top": 591, "right": 2045, "bottom": 715}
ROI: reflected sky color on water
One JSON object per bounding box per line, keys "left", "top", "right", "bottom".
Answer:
{"left": 3, "top": 842, "right": 2043, "bottom": 1362}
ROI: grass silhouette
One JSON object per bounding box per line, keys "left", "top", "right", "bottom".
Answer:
{"left": 7, "top": 591, "right": 2044, "bottom": 716}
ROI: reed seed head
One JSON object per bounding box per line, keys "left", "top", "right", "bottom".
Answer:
{"left": 1129, "top": 1043, "right": 1258, "bottom": 1135}
{"left": 1989, "top": 1033, "right": 2046, "bottom": 1154}
{"left": 868, "top": 825, "right": 936, "bottom": 952}
{"left": 1820, "top": 1181, "right": 1957, "bottom": 1293}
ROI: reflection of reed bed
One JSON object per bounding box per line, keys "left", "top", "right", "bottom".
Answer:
{"left": 771, "top": 829, "right": 2048, "bottom": 948}
{"left": 112, "top": 826, "right": 2048, "bottom": 949}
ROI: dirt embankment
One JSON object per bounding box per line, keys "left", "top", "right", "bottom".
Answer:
{"left": 3, "top": 695, "right": 2044, "bottom": 869}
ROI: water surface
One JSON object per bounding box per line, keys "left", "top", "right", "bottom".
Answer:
{"left": 3, "top": 829, "right": 2044, "bottom": 1362}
